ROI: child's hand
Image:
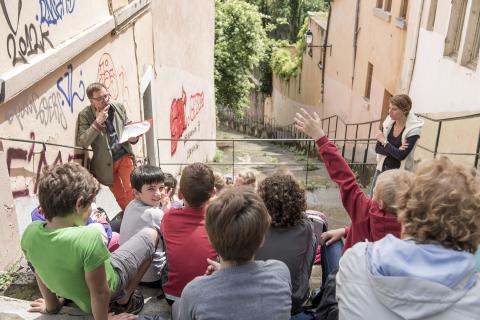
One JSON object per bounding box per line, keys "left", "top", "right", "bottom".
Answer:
{"left": 205, "top": 258, "right": 220, "bottom": 275}
{"left": 294, "top": 108, "right": 325, "bottom": 141}
{"left": 29, "top": 297, "right": 64, "bottom": 314}
{"left": 108, "top": 312, "right": 138, "bottom": 319}
{"left": 160, "top": 189, "right": 173, "bottom": 211}
{"left": 320, "top": 228, "right": 346, "bottom": 246}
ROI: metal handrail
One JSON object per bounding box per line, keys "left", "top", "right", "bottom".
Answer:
{"left": 417, "top": 112, "right": 480, "bottom": 122}
{"left": 0, "top": 136, "right": 92, "bottom": 152}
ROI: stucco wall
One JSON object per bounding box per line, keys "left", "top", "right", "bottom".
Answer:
{"left": 152, "top": 0, "right": 216, "bottom": 175}
{"left": 324, "top": 0, "right": 409, "bottom": 124}
{"left": 410, "top": 20, "right": 480, "bottom": 113}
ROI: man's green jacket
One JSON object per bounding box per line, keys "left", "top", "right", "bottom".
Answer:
{"left": 76, "top": 102, "right": 134, "bottom": 185}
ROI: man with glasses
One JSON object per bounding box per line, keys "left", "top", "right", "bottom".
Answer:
{"left": 76, "top": 82, "right": 139, "bottom": 210}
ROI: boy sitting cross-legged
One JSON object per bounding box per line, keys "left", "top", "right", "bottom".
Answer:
{"left": 21, "top": 163, "right": 159, "bottom": 319}
{"left": 120, "top": 165, "right": 168, "bottom": 288}
{"left": 172, "top": 187, "right": 292, "bottom": 320}
{"left": 160, "top": 163, "right": 218, "bottom": 304}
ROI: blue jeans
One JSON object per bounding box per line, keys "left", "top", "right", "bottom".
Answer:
{"left": 290, "top": 311, "right": 315, "bottom": 320}
{"left": 320, "top": 239, "right": 343, "bottom": 286}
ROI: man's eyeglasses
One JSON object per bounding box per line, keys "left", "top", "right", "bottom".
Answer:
{"left": 91, "top": 94, "right": 111, "bottom": 102}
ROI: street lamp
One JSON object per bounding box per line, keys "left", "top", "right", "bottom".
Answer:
{"left": 304, "top": 28, "right": 332, "bottom": 58}
{"left": 305, "top": 28, "right": 313, "bottom": 46}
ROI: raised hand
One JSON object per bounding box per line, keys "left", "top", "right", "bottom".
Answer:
{"left": 294, "top": 108, "right": 325, "bottom": 141}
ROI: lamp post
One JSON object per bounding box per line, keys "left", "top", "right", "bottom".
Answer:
{"left": 304, "top": 28, "right": 332, "bottom": 57}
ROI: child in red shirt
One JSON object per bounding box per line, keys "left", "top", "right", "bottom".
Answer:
{"left": 160, "top": 163, "right": 217, "bottom": 304}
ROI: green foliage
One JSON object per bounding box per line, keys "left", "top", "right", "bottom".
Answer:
{"left": 215, "top": 0, "right": 267, "bottom": 114}
{"left": 304, "top": 180, "right": 320, "bottom": 191}
{"left": 0, "top": 263, "right": 19, "bottom": 292}
{"left": 213, "top": 148, "right": 224, "bottom": 163}
{"left": 271, "top": 17, "right": 309, "bottom": 80}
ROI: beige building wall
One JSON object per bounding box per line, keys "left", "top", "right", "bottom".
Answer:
{"left": 269, "top": 13, "right": 325, "bottom": 126}
{"left": 324, "top": 0, "right": 410, "bottom": 124}
{"left": 408, "top": 1, "right": 480, "bottom": 168}
{"left": 0, "top": 0, "right": 215, "bottom": 270}
{"left": 410, "top": 0, "right": 480, "bottom": 113}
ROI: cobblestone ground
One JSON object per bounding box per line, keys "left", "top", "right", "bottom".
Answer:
{"left": 0, "top": 126, "right": 355, "bottom": 319}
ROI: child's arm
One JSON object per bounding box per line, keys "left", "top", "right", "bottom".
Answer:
{"left": 295, "top": 109, "right": 373, "bottom": 224}
{"left": 29, "top": 274, "right": 64, "bottom": 314}
{"left": 85, "top": 264, "right": 110, "bottom": 320}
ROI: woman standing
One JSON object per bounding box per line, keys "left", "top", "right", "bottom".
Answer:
{"left": 371, "top": 94, "right": 423, "bottom": 191}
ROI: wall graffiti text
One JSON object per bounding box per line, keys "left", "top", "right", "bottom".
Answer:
{"left": 6, "top": 91, "right": 68, "bottom": 130}
{"left": 56, "top": 63, "right": 85, "bottom": 112}
{"left": 1, "top": 0, "right": 53, "bottom": 66}
{"left": 96, "top": 52, "right": 131, "bottom": 109}
{"left": 37, "top": 0, "right": 76, "bottom": 26}
{"left": 6, "top": 132, "right": 88, "bottom": 198}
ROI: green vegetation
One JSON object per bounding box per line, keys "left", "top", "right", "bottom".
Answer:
{"left": 304, "top": 180, "right": 320, "bottom": 191}
{"left": 215, "top": 0, "right": 267, "bottom": 114}
{"left": 215, "top": 0, "right": 329, "bottom": 109}
{"left": 0, "top": 263, "right": 19, "bottom": 292}
{"left": 213, "top": 148, "right": 224, "bottom": 163}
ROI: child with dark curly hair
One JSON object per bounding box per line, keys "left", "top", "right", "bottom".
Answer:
{"left": 255, "top": 172, "right": 325, "bottom": 318}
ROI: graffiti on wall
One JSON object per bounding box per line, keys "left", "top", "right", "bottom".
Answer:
{"left": 38, "top": 0, "right": 76, "bottom": 26}
{"left": 5, "top": 62, "right": 83, "bottom": 131}
{"left": 56, "top": 63, "right": 85, "bottom": 112}
{"left": 6, "top": 132, "right": 88, "bottom": 198}
{"left": 170, "top": 88, "right": 205, "bottom": 156}
{"left": 96, "top": 53, "right": 131, "bottom": 109}
{"left": 1, "top": 0, "right": 53, "bottom": 66}
{"left": 6, "top": 91, "right": 68, "bottom": 130}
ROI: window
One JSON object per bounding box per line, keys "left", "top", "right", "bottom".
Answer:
{"left": 384, "top": 0, "right": 392, "bottom": 12}
{"left": 399, "top": 0, "right": 408, "bottom": 19}
{"left": 376, "top": 0, "right": 383, "bottom": 9}
{"left": 444, "top": 0, "right": 468, "bottom": 58}
{"left": 364, "top": 63, "right": 373, "bottom": 99}
{"left": 427, "top": 0, "right": 438, "bottom": 31}
{"left": 461, "top": 0, "right": 480, "bottom": 69}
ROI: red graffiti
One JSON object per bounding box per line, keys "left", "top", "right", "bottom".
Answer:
{"left": 170, "top": 88, "right": 187, "bottom": 155}
{"left": 6, "top": 132, "right": 88, "bottom": 198}
{"left": 187, "top": 92, "right": 204, "bottom": 126}
{"left": 96, "top": 52, "right": 130, "bottom": 108}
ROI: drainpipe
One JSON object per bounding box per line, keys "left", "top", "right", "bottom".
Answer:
{"left": 321, "top": 1, "right": 332, "bottom": 103}
{"left": 352, "top": 0, "right": 361, "bottom": 88}
{"left": 406, "top": 0, "right": 425, "bottom": 93}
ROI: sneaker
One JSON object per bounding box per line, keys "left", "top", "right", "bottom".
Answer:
{"left": 109, "top": 289, "right": 144, "bottom": 315}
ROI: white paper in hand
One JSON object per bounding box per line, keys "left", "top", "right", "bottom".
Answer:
{"left": 119, "top": 119, "right": 152, "bottom": 143}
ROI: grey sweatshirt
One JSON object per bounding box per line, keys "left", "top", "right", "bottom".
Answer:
{"left": 172, "top": 260, "right": 292, "bottom": 320}
{"left": 120, "top": 199, "right": 164, "bottom": 282}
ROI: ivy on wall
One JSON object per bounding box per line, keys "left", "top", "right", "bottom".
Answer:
{"left": 271, "top": 18, "right": 309, "bottom": 81}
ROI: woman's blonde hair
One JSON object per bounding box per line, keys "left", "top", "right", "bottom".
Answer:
{"left": 396, "top": 157, "right": 480, "bottom": 252}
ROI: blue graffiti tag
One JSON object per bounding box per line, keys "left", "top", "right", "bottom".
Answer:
{"left": 37, "top": 0, "right": 75, "bottom": 26}
{"left": 56, "top": 64, "right": 85, "bottom": 112}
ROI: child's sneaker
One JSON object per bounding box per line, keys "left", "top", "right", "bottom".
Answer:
{"left": 109, "top": 289, "right": 144, "bottom": 315}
